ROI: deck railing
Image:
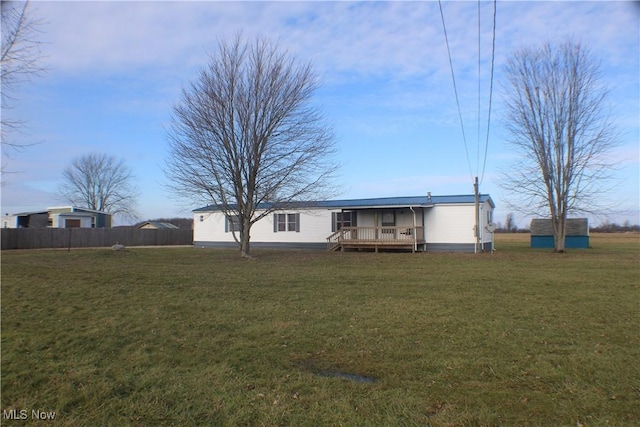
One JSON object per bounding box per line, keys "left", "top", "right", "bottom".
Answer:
{"left": 326, "top": 226, "right": 424, "bottom": 251}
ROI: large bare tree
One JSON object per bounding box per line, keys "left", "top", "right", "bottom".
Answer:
{"left": 166, "top": 36, "right": 337, "bottom": 258}
{"left": 1, "top": 0, "right": 45, "bottom": 151}
{"left": 500, "top": 41, "right": 617, "bottom": 252}
{"left": 57, "top": 153, "right": 139, "bottom": 221}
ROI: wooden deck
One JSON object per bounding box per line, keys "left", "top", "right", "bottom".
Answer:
{"left": 327, "top": 226, "right": 425, "bottom": 252}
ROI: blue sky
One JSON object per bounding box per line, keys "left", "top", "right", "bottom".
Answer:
{"left": 2, "top": 1, "right": 638, "bottom": 227}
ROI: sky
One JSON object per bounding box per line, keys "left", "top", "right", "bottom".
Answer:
{"left": 2, "top": 0, "right": 638, "bottom": 227}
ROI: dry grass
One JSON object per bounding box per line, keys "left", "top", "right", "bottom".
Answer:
{"left": 2, "top": 233, "right": 639, "bottom": 426}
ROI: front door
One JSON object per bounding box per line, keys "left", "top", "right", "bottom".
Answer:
{"left": 381, "top": 210, "right": 396, "bottom": 238}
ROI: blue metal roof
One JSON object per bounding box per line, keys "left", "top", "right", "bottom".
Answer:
{"left": 194, "top": 194, "right": 494, "bottom": 212}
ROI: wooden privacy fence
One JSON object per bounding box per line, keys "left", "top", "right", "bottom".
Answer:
{"left": 1, "top": 228, "right": 193, "bottom": 250}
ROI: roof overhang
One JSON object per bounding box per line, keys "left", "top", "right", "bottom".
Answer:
{"left": 194, "top": 194, "right": 495, "bottom": 212}
{"left": 334, "top": 204, "right": 435, "bottom": 210}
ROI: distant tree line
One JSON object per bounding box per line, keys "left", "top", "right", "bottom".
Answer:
{"left": 492, "top": 213, "right": 639, "bottom": 233}
{"left": 590, "top": 221, "right": 640, "bottom": 233}
{"left": 493, "top": 226, "right": 530, "bottom": 234}
{"left": 115, "top": 218, "right": 194, "bottom": 230}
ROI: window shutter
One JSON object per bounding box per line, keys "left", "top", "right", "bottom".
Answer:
{"left": 352, "top": 211, "right": 357, "bottom": 227}
{"left": 295, "top": 213, "right": 300, "bottom": 232}
{"left": 331, "top": 212, "right": 336, "bottom": 232}
{"left": 225, "top": 216, "right": 229, "bottom": 233}
{"left": 273, "top": 214, "right": 278, "bottom": 233}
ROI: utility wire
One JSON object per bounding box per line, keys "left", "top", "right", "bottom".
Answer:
{"left": 438, "top": 0, "right": 473, "bottom": 181}
{"left": 477, "top": 0, "right": 482, "bottom": 177}
{"left": 480, "top": 0, "right": 497, "bottom": 185}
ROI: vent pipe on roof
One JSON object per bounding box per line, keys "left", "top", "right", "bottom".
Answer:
{"left": 427, "top": 192, "right": 431, "bottom": 202}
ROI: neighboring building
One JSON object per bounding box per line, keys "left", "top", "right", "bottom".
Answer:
{"left": 193, "top": 194, "right": 495, "bottom": 252}
{"left": 138, "top": 221, "right": 180, "bottom": 230}
{"left": 530, "top": 218, "right": 589, "bottom": 249}
{"left": 2, "top": 207, "right": 112, "bottom": 228}
{"left": 2, "top": 211, "right": 48, "bottom": 228}
{"left": 48, "top": 207, "right": 112, "bottom": 228}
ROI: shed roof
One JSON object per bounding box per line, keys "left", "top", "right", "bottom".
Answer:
{"left": 56, "top": 211, "right": 100, "bottom": 217}
{"left": 48, "top": 206, "right": 111, "bottom": 215}
{"left": 11, "top": 211, "right": 48, "bottom": 217}
{"left": 194, "top": 194, "right": 494, "bottom": 212}
{"left": 530, "top": 218, "right": 589, "bottom": 236}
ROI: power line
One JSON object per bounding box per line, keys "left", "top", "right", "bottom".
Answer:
{"left": 477, "top": 0, "right": 482, "bottom": 177}
{"left": 438, "top": 0, "right": 473, "bottom": 181}
{"left": 438, "top": 0, "right": 497, "bottom": 185}
{"left": 480, "top": 0, "right": 497, "bottom": 185}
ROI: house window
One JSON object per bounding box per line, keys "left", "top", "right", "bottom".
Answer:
{"left": 225, "top": 215, "right": 241, "bottom": 233}
{"left": 332, "top": 211, "right": 356, "bottom": 232}
{"left": 277, "top": 214, "right": 286, "bottom": 231}
{"left": 381, "top": 211, "right": 395, "bottom": 233}
{"left": 273, "top": 213, "right": 300, "bottom": 232}
{"left": 381, "top": 211, "right": 395, "bottom": 226}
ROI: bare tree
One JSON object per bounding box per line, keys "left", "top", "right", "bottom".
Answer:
{"left": 504, "top": 212, "right": 517, "bottom": 233}
{"left": 166, "top": 36, "right": 337, "bottom": 257}
{"left": 500, "top": 41, "right": 617, "bottom": 252}
{"left": 1, "top": 0, "right": 46, "bottom": 151}
{"left": 57, "top": 153, "right": 139, "bottom": 221}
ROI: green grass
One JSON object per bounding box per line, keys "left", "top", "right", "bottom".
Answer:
{"left": 2, "top": 234, "right": 639, "bottom": 426}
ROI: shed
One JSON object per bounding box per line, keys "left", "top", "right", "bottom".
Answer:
{"left": 530, "top": 218, "right": 589, "bottom": 249}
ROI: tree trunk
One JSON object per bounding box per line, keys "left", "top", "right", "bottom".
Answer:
{"left": 554, "top": 216, "right": 567, "bottom": 253}
{"left": 240, "top": 218, "right": 252, "bottom": 258}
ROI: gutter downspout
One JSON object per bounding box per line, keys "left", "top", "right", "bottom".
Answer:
{"left": 409, "top": 206, "right": 417, "bottom": 253}
{"left": 479, "top": 204, "right": 484, "bottom": 253}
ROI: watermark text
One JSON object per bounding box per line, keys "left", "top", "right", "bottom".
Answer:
{"left": 3, "top": 409, "right": 56, "bottom": 421}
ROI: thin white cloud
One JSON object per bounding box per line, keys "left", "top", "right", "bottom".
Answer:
{"left": 31, "top": 2, "right": 638, "bottom": 90}
{"left": 4, "top": 1, "right": 637, "bottom": 222}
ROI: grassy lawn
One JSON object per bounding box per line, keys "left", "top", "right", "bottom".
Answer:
{"left": 2, "top": 233, "right": 639, "bottom": 426}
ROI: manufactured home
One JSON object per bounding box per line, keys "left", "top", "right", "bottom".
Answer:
{"left": 193, "top": 194, "right": 495, "bottom": 252}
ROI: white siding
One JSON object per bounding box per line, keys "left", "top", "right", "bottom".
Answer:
{"left": 50, "top": 214, "right": 94, "bottom": 228}
{"left": 194, "top": 209, "right": 340, "bottom": 244}
{"left": 423, "top": 201, "right": 493, "bottom": 245}
{"left": 479, "top": 200, "right": 494, "bottom": 244}
{"left": 194, "top": 202, "right": 491, "bottom": 248}
{"left": 394, "top": 208, "right": 423, "bottom": 227}
{"left": 2, "top": 215, "right": 17, "bottom": 228}
{"left": 356, "top": 211, "right": 376, "bottom": 227}
{"left": 351, "top": 208, "right": 423, "bottom": 227}
{"left": 424, "top": 204, "right": 476, "bottom": 244}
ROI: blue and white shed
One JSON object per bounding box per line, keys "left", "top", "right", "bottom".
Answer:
{"left": 530, "top": 218, "right": 589, "bottom": 249}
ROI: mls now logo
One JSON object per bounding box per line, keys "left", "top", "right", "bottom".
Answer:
{"left": 3, "top": 409, "right": 28, "bottom": 420}
{"left": 3, "top": 409, "right": 56, "bottom": 420}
